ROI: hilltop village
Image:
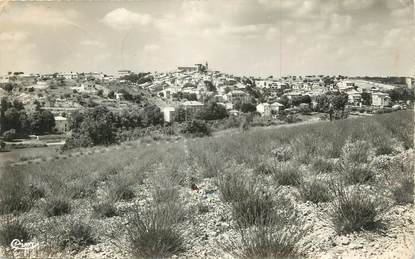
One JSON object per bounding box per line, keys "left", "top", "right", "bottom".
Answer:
{"left": 0, "top": 63, "right": 413, "bottom": 148}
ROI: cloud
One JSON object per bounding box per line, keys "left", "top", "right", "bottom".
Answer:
{"left": 384, "top": 0, "right": 412, "bottom": 9}
{"left": 329, "top": 14, "right": 352, "bottom": 34}
{"left": 358, "top": 22, "right": 380, "bottom": 35}
{"left": 143, "top": 44, "right": 160, "bottom": 52}
{"left": 0, "top": 32, "right": 27, "bottom": 42}
{"left": 101, "top": 8, "right": 152, "bottom": 30}
{"left": 342, "top": 0, "right": 375, "bottom": 10}
{"left": 390, "top": 6, "right": 413, "bottom": 19}
{"left": 80, "top": 40, "right": 104, "bottom": 48}
{"left": 382, "top": 28, "right": 405, "bottom": 48}
{"left": 4, "top": 6, "right": 78, "bottom": 27}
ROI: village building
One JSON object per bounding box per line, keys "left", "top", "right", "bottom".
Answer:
{"left": 54, "top": 116, "right": 68, "bottom": 133}
{"left": 337, "top": 81, "right": 356, "bottom": 92}
{"left": 181, "top": 100, "right": 204, "bottom": 114}
{"left": 162, "top": 106, "right": 176, "bottom": 123}
{"left": 270, "top": 102, "right": 284, "bottom": 112}
{"left": 117, "top": 70, "right": 132, "bottom": 78}
{"left": 347, "top": 90, "right": 362, "bottom": 106}
{"left": 225, "top": 90, "right": 251, "bottom": 104}
{"left": 372, "top": 92, "right": 391, "bottom": 107}
{"left": 256, "top": 103, "right": 271, "bottom": 117}
{"left": 114, "top": 92, "right": 124, "bottom": 100}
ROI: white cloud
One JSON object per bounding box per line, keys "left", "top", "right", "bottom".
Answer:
{"left": 4, "top": 6, "right": 78, "bottom": 27}
{"left": 329, "top": 14, "right": 352, "bottom": 34}
{"left": 0, "top": 32, "right": 27, "bottom": 42}
{"left": 80, "top": 40, "right": 105, "bottom": 48}
{"left": 384, "top": 0, "right": 412, "bottom": 9}
{"left": 390, "top": 6, "right": 412, "bottom": 18}
{"left": 143, "top": 44, "right": 160, "bottom": 52}
{"left": 358, "top": 22, "right": 380, "bottom": 35}
{"left": 382, "top": 28, "right": 405, "bottom": 48}
{"left": 101, "top": 8, "right": 152, "bottom": 30}
{"left": 342, "top": 0, "right": 375, "bottom": 10}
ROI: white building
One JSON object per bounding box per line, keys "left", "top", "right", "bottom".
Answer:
{"left": 162, "top": 107, "right": 176, "bottom": 122}
{"left": 372, "top": 92, "right": 391, "bottom": 107}
{"left": 256, "top": 103, "right": 271, "bottom": 117}
{"left": 117, "top": 70, "right": 132, "bottom": 78}
{"left": 54, "top": 116, "right": 68, "bottom": 133}
{"left": 270, "top": 102, "right": 284, "bottom": 112}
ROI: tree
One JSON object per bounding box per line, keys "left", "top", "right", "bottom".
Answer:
{"left": 0, "top": 140, "right": 5, "bottom": 152}
{"left": 204, "top": 81, "right": 216, "bottom": 92}
{"left": 141, "top": 105, "right": 162, "bottom": 127}
{"left": 175, "top": 106, "right": 191, "bottom": 122}
{"left": 118, "top": 89, "right": 133, "bottom": 101}
{"left": 240, "top": 102, "right": 257, "bottom": 113}
{"left": 180, "top": 119, "right": 210, "bottom": 137}
{"left": 108, "top": 90, "right": 115, "bottom": 99}
{"left": 361, "top": 92, "right": 371, "bottom": 105}
{"left": 197, "top": 102, "right": 228, "bottom": 120}
{"left": 292, "top": 95, "right": 311, "bottom": 106}
{"left": 278, "top": 95, "right": 290, "bottom": 107}
{"left": 2, "top": 83, "right": 16, "bottom": 92}
{"left": 316, "top": 92, "right": 348, "bottom": 121}
{"left": 388, "top": 87, "right": 415, "bottom": 102}
{"left": 29, "top": 110, "right": 55, "bottom": 134}
{"left": 64, "top": 106, "right": 117, "bottom": 148}
{"left": 3, "top": 129, "right": 16, "bottom": 141}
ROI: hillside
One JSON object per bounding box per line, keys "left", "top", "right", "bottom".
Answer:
{"left": 0, "top": 110, "right": 413, "bottom": 258}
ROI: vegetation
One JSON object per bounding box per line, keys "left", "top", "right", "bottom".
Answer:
{"left": 44, "top": 197, "right": 71, "bottom": 217}
{"left": 0, "top": 219, "right": 31, "bottom": 247}
{"left": 0, "top": 97, "right": 55, "bottom": 136}
{"left": 125, "top": 205, "right": 184, "bottom": 258}
{"left": 0, "top": 110, "right": 412, "bottom": 257}
{"left": 180, "top": 119, "right": 211, "bottom": 137}
{"left": 56, "top": 221, "right": 96, "bottom": 252}
{"left": 326, "top": 185, "right": 390, "bottom": 234}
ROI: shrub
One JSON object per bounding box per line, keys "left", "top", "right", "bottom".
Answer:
{"left": 339, "top": 163, "right": 374, "bottom": 185}
{"left": 271, "top": 144, "right": 293, "bottom": 162}
{"left": 237, "top": 225, "right": 303, "bottom": 258}
{"left": 189, "top": 141, "right": 227, "bottom": 178}
{"left": 326, "top": 185, "right": 390, "bottom": 234}
{"left": 231, "top": 192, "right": 275, "bottom": 227}
{"left": 180, "top": 119, "right": 211, "bottom": 137}
{"left": 384, "top": 157, "right": 414, "bottom": 204}
{"left": 66, "top": 177, "right": 97, "bottom": 199}
{"left": 372, "top": 135, "right": 394, "bottom": 155}
{"left": 300, "top": 178, "right": 332, "bottom": 203}
{"left": 227, "top": 196, "right": 306, "bottom": 258}
{"left": 57, "top": 221, "right": 96, "bottom": 251}
{"left": 3, "top": 129, "right": 16, "bottom": 141}
{"left": 44, "top": 197, "right": 71, "bottom": 217}
{"left": 0, "top": 140, "right": 6, "bottom": 152}
{"left": 255, "top": 161, "right": 273, "bottom": 175}
{"left": 272, "top": 162, "right": 302, "bottom": 186}
{"left": 0, "top": 219, "right": 30, "bottom": 247}
{"left": 126, "top": 205, "right": 184, "bottom": 258}
{"left": 92, "top": 201, "right": 118, "bottom": 218}
{"left": 341, "top": 140, "right": 372, "bottom": 164}
{"left": 28, "top": 183, "right": 46, "bottom": 200}
{"left": 197, "top": 203, "right": 209, "bottom": 214}
{"left": 217, "top": 172, "right": 253, "bottom": 203}
{"left": 312, "top": 157, "right": 334, "bottom": 174}
{"left": 106, "top": 175, "right": 135, "bottom": 202}
{"left": 0, "top": 168, "right": 32, "bottom": 214}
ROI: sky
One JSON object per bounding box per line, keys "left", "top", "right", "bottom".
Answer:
{"left": 0, "top": 0, "right": 413, "bottom": 77}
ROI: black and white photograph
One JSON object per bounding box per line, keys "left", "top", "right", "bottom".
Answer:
{"left": 0, "top": 0, "right": 414, "bottom": 257}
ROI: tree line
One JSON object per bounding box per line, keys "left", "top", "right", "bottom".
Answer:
{"left": 0, "top": 98, "right": 56, "bottom": 140}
